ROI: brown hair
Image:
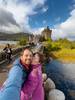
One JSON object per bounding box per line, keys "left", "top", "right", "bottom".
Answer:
{"left": 33, "top": 52, "right": 44, "bottom": 63}
{"left": 20, "top": 47, "right": 33, "bottom": 56}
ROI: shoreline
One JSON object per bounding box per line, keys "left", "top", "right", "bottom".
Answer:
{"left": 51, "top": 49, "right": 75, "bottom": 64}
{"left": 53, "top": 59, "right": 75, "bottom": 64}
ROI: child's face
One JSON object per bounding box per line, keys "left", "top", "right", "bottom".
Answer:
{"left": 32, "top": 54, "right": 40, "bottom": 64}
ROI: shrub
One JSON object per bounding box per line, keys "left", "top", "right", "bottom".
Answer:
{"left": 18, "top": 37, "right": 27, "bottom": 46}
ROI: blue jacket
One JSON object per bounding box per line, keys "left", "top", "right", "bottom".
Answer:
{"left": 0, "top": 58, "right": 30, "bottom": 100}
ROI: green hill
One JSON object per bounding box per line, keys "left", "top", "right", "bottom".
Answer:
{"left": 0, "top": 32, "right": 31, "bottom": 41}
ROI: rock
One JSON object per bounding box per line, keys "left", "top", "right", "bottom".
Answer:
{"left": 48, "top": 89, "right": 65, "bottom": 100}
{"left": 42, "top": 73, "right": 47, "bottom": 82}
{"left": 44, "top": 78, "right": 55, "bottom": 92}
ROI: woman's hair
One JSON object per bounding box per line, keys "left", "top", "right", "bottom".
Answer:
{"left": 33, "top": 52, "right": 44, "bottom": 63}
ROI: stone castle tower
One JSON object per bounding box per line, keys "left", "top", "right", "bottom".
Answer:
{"left": 41, "top": 26, "right": 52, "bottom": 40}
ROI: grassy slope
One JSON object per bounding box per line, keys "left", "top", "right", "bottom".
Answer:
{"left": 52, "top": 49, "right": 75, "bottom": 63}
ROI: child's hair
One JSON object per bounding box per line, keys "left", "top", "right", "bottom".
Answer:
{"left": 33, "top": 52, "right": 44, "bottom": 63}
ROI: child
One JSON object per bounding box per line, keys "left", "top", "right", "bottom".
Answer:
{"left": 21, "top": 52, "right": 44, "bottom": 100}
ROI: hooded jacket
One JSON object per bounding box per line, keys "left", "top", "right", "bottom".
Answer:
{"left": 21, "top": 64, "right": 44, "bottom": 100}
{"left": 0, "top": 58, "right": 30, "bottom": 100}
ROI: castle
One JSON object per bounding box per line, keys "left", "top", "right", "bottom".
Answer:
{"left": 41, "top": 26, "right": 52, "bottom": 40}
{"left": 28, "top": 26, "right": 52, "bottom": 44}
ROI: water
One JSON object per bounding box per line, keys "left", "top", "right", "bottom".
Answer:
{"left": 0, "top": 41, "right": 17, "bottom": 45}
{"left": 46, "top": 60, "right": 75, "bottom": 100}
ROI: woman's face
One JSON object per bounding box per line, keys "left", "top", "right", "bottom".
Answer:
{"left": 32, "top": 54, "right": 40, "bottom": 64}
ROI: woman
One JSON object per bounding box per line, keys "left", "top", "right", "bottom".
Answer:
{"left": 3, "top": 44, "right": 12, "bottom": 62}
{"left": 21, "top": 52, "right": 44, "bottom": 100}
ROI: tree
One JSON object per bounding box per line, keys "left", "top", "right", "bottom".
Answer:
{"left": 18, "top": 37, "right": 28, "bottom": 46}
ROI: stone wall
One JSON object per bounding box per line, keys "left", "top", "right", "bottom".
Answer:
{"left": 0, "top": 45, "right": 30, "bottom": 62}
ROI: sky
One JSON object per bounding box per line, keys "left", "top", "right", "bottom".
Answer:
{"left": 0, "top": 0, "right": 75, "bottom": 40}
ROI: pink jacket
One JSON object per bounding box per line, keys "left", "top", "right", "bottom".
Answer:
{"left": 21, "top": 64, "right": 44, "bottom": 100}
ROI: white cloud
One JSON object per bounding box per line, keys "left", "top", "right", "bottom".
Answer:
{"left": 52, "top": 29, "right": 67, "bottom": 40}
{"left": 52, "top": 9, "right": 75, "bottom": 41}
{"left": 0, "top": 7, "right": 19, "bottom": 27}
{"left": 0, "top": 0, "right": 47, "bottom": 33}
{"left": 31, "top": 0, "right": 46, "bottom": 7}
{"left": 42, "top": 6, "right": 48, "bottom": 12}
{"left": 32, "top": 27, "right": 45, "bottom": 35}
{"left": 0, "top": 24, "right": 21, "bottom": 33}
{"left": 55, "top": 17, "right": 61, "bottom": 22}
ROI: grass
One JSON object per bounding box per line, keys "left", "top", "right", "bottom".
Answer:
{"left": 43, "top": 41, "right": 75, "bottom": 63}
{"left": 0, "top": 44, "right": 22, "bottom": 49}
{"left": 51, "top": 49, "right": 75, "bottom": 63}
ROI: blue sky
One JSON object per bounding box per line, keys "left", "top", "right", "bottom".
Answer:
{"left": 0, "top": 0, "right": 75, "bottom": 40}
{"left": 29, "top": 0, "right": 73, "bottom": 28}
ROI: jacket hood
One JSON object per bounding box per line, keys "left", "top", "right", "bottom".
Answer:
{"left": 13, "top": 58, "right": 23, "bottom": 70}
